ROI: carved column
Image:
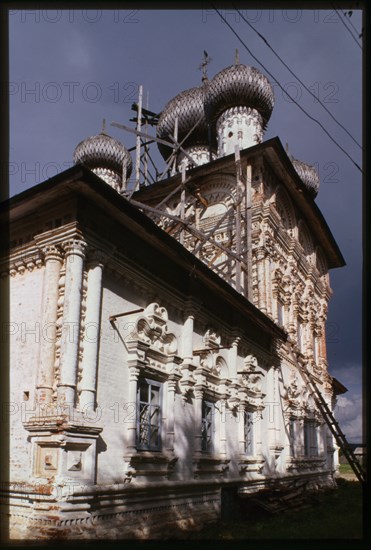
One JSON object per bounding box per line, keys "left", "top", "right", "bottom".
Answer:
{"left": 266, "top": 366, "right": 280, "bottom": 452}
{"left": 194, "top": 388, "right": 203, "bottom": 454}
{"left": 79, "top": 252, "right": 106, "bottom": 411}
{"left": 166, "top": 375, "right": 178, "bottom": 452}
{"left": 287, "top": 277, "right": 297, "bottom": 340}
{"left": 127, "top": 366, "right": 140, "bottom": 452}
{"left": 228, "top": 336, "right": 240, "bottom": 380}
{"left": 219, "top": 399, "right": 227, "bottom": 456}
{"left": 237, "top": 402, "right": 246, "bottom": 455}
{"left": 319, "top": 304, "right": 328, "bottom": 362}
{"left": 265, "top": 256, "right": 272, "bottom": 315}
{"left": 57, "top": 239, "right": 87, "bottom": 407}
{"left": 257, "top": 250, "right": 267, "bottom": 314}
{"left": 36, "top": 245, "right": 64, "bottom": 404}
{"left": 255, "top": 408, "right": 263, "bottom": 457}
{"left": 182, "top": 313, "right": 194, "bottom": 361}
{"left": 303, "top": 298, "right": 310, "bottom": 358}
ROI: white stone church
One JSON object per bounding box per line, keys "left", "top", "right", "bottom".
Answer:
{"left": 1, "top": 58, "right": 347, "bottom": 540}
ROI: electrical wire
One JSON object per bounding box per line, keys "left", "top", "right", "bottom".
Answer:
{"left": 341, "top": 9, "right": 363, "bottom": 38}
{"left": 234, "top": 6, "right": 362, "bottom": 151}
{"left": 212, "top": 5, "right": 362, "bottom": 174}
{"left": 333, "top": 6, "right": 362, "bottom": 49}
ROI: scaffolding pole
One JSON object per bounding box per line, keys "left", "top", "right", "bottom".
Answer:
{"left": 246, "top": 164, "right": 253, "bottom": 301}
{"left": 134, "top": 85, "right": 143, "bottom": 192}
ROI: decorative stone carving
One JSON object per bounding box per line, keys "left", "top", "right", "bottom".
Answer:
{"left": 61, "top": 238, "right": 87, "bottom": 259}
{"left": 203, "top": 328, "right": 221, "bottom": 349}
{"left": 237, "top": 355, "right": 265, "bottom": 409}
{"left": 126, "top": 302, "right": 178, "bottom": 355}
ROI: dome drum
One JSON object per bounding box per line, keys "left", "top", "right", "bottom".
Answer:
{"left": 292, "top": 158, "right": 320, "bottom": 197}
{"left": 90, "top": 167, "right": 123, "bottom": 191}
{"left": 73, "top": 132, "right": 132, "bottom": 191}
{"left": 177, "top": 145, "right": 217, "bottom": 171}
{"left": 216, "top": 106, "right": 264, "bottom": 156}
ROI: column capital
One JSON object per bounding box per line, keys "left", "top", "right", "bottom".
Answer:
{"left": 194, "top": 388, "right": 204, "bottom": 400}
{"left": 128, "top": 366, "right": 140, "bottom": 381}
{"left": 62, "top": 238, "right": 87, "bottom": 258}
{"left": 41, "top": 244, "right": 64, "bottom": 263}
{"left": 253, "top": 246, "right": 267, "bottom": 261}
{"left": 229, "top": 330, "right": 242, "bottom": 346}
{"left": 167, "top": 378, "right": 178, "bottom": 393}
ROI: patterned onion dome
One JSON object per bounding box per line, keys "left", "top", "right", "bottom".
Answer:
{"left": 205, "top": 64, "right": 274, "bottom": 129}
{"left": 156, "top": 85, "right": 214, "bottom": 160}
{"left": 292, "top": 158, "right": 320, "bottom": 198}
{"left": 73, "top": 132, "right": 133, "bottom": 177}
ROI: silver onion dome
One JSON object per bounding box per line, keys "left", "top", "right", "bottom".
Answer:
{"left": 205, "top": 64, "right": 274, "bottom": 129}
{"left": 156, "top": 85, "right": 214, "bottom": 161}
{"left": 292, "top": 158, "right": 320, "bottom": 198}
{"left": 73, "top": 132, "right": 133, "bottom": 179}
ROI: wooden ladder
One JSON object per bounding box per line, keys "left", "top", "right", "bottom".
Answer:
{"left": 299, "top": 365, "right": 366, "bottom": 485}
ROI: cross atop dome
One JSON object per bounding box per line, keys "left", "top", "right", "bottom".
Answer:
{"left": 198, "top": 50, "right": 212, "bottom": 82}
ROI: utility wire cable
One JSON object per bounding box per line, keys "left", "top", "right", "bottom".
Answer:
{"left": 212, "top": 5, "right": 362, "bottom": 174}
{"left": 333, "top": 6, "right": 362, "bottom": 50}
{"left": 341, "top": 8, "right": 363, "bottom": 38}
{"left": 234, "top": 6, "right": 362, "bottom": 151}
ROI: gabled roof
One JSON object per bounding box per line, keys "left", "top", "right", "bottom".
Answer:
{"left": 134, "top": 136, "right": 345, "bottom": 269}
{"left": 331, "top": 376, "right": 348, "bottom": 395}
{"left": 1, "top": 164, "right": 286, "bottom": 343}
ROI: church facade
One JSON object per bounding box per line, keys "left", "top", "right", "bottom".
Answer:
{"left": 1, "top": 59, "right": 346, "bottom": 540}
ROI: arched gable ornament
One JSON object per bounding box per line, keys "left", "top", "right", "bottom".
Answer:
{"left": 125, "top": 302, "right": 178, "bottom": 355}
{"left": 238, "top": 355, "right": 265, "bottom": 405}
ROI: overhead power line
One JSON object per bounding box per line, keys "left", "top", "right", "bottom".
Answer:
{"left": 333, "top": 6, "right": 363, "bottom": 49}
{"left": 341, "top": 8, "right": 363, "bottom": 39}
{"left": 234, "top": 6, "right": 362, "bottom": 151}
{"left": 212, "top": 5, "right": 362, "bottom": 174}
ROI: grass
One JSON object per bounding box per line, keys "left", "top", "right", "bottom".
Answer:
{"left": 339, "top": 462, "right": 356, "bottom": 475}
{"left": 179, "top": 479, "right": 363, "bottom": 540}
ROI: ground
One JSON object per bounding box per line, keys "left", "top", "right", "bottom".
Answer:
{"left": 173, "top": 473, "right": 364, "bottom": 540}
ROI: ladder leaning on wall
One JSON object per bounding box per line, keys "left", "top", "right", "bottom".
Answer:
{"left": 299, "top": 365, "right": 366, "bottom": 485}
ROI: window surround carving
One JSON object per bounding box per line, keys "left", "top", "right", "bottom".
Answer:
{"left": 123, "top": 303, "right": 182, "bottom": 481}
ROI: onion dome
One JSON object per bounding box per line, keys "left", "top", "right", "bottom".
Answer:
{"left": 156, "top": 85, "right": 214, "bottom": 161}
{"left": 73, "top": 131, "right": 132, "bottom": 190}
{"left": 292, "top": 158, "right": 320, "bottom": 198}
{"left": 205, "top": 64, "right": 274, "bottom": 129}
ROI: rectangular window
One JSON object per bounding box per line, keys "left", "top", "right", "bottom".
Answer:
{"left": 304, "top": 420, "right": 318, "bottom": 457}
{"left": 201, "top": 400, "right": 214, "bottom": 452}
{"left": 244, "top": 411, "right": 254, "bottom": 456}
{"left": 137, "top": 379, "right": 162, "bottom": 451}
